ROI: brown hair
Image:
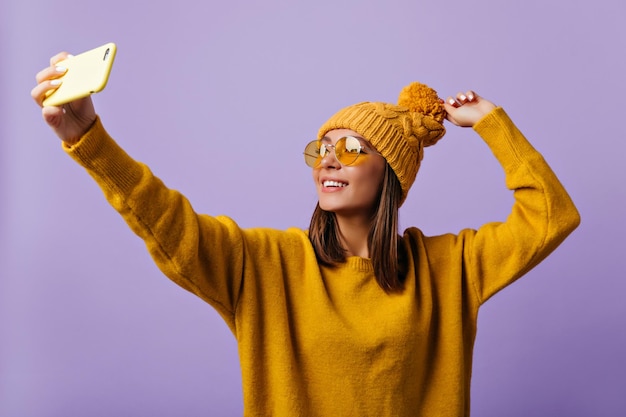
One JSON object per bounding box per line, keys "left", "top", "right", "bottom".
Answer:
{"left": 308, "top": 163, "right": 407, "bottom": 292}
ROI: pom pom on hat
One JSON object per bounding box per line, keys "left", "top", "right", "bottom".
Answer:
{"left": 398, "top": 82, "right": 446, "bottom": 121}
{"left": 317, "top": 81, "right": 447, "bottom": 204}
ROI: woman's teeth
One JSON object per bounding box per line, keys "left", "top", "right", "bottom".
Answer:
{"left": 323, "top": 180, "right": 347, "bottom": 188}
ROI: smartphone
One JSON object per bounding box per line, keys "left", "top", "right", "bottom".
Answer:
{"left": 43, "top": 42, "right": 117, "bottom": 107}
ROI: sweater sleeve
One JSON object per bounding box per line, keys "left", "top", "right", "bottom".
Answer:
{"left": 64, "top": 117, "right": 244, "bottom": 330}
{"left": 462, "top": 107, "right": 580, "bottom": 304}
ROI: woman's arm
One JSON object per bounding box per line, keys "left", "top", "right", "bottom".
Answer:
{"left": 31, "top": 52, "right": 245, "bottom": 330}
{"left": 443, "top": 92, "right": 581, "bottom": 303}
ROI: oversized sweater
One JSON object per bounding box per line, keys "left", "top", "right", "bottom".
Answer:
{"left": 65, "top": 107, "right": 580, "bottom": 416}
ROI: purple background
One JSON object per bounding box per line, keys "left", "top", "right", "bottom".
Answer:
{"left": 2, "top": 0, "right": 625, "bottom": 416}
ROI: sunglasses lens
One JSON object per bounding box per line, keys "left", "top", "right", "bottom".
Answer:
{"left": 304, "top": 136, "right": 365, "bottom": 167}
{"left": 303, "top": 141, "right": 321, "bottom": 167}
{"left": 336, "top": 136, "right": 361, "bottom": 165}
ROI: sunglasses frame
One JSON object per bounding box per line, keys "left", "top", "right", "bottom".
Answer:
{"left": 303, "top": 136, "right": 381, "bottom": 168}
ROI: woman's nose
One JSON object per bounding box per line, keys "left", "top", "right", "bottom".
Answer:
{"left": 319, "top": 145, "right": 340, "bottom": 169}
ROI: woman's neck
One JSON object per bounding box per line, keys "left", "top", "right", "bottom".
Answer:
{"left": 335, "top": 214, "right": 373, "bottom": 258}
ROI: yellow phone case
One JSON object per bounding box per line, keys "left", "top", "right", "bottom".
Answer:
{"left": 43, "top": 42, "right": 117, "bottom": 107}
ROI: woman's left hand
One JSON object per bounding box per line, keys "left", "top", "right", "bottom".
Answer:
{"left": 443, "top": 91, "right": 496, "bottom": 128}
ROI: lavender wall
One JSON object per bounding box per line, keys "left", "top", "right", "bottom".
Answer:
{"left": 2, "top": 0, "right": 625, "bottom": 416}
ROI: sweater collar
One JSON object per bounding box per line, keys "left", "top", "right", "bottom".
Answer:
{"left": 345, "top": 256, "right": 374, "bottom": 272}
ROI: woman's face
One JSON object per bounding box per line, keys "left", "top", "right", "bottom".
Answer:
{"left": 312, "top": 129, "right": 387, "bottom": 219}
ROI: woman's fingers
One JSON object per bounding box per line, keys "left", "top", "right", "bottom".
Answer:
{"left": 447, "top": 91, "right": 478, "bottom": 107}
{"left": 41, "top": 105, "right": 66, "bottom": 128}
{"left": 31, "top": 78, "right": 65, "bottom": 107}
{"left": 446, "top": 96, "right": 458, "bottom": 107}
{"left": 32, "top": 59, "right": 69, "bottom": 107}
{"left": 35, "top": 64, "right": 67, "bottom": 83}
{"left": 49, "top": 51, "right": 72, "bottom": 66}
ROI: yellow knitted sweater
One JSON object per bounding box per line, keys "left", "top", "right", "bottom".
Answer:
{"left": 65, "top": 108, "right": 580, "bottom": 416}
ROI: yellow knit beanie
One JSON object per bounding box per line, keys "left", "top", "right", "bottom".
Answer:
{"left": 317, "top": 82, "right": 446, "bottom": 204}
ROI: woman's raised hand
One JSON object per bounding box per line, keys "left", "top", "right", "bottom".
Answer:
{"left": 31, "top": 51, "right": 97, "bottom": 146}
{"left": 443, "top": 91, "right": 496, "bottom": 128}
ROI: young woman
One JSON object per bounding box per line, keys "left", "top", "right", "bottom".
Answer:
{"left": 32, "top": 51, "right": 580, "bottom": 417}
